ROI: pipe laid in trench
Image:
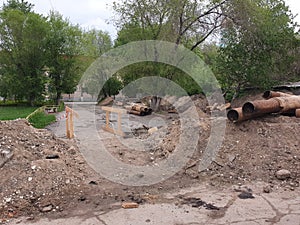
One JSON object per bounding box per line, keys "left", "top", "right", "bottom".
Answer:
{"left": 262, "top": 91, "right": 292, "bottom": 99}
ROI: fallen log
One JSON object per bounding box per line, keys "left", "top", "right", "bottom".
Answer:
{"left": 262, "top": 91, "right": 292, "bottom": 99}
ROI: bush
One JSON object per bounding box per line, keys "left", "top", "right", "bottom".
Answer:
{"left": 28, "top": 111, "right": 56, "bottom": 129}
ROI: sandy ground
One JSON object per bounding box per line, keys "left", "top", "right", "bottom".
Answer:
{"left": 1, "top": 98, "right": 300, "bottom": 225}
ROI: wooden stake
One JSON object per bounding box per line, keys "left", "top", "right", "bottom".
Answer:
{"left": 70, "top": 110, "right": 74, "bottom": 139}
{"left": 66, "top": 111, "right": 70, "bottom": 138}
{"left": 65, "top": 106, "right": 79, "bottom": 139}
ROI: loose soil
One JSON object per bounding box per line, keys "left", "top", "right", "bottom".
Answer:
{"left": 0, "top": 93, "right": 299, "bottom": 222}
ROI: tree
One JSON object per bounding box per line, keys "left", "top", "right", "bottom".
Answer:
{"left": 217, "top": 0, "right": 298, "bottom": 100}
{"left": 2, "top": 0, "right": 33, "bottom": 13}
{"left": 112, "top": 0, "right": 227, "bottom": 50}
{"left": 45, "top": 11, "right": 82, "bottom": 104}
{"left": 0, "top": 1, "right": 49, "bottom": 104}
{"left": 78, "top": 29, "right": 115, "bottom": 99}
{"left": 81, "top": 29, "right": 112, "bottom": 57}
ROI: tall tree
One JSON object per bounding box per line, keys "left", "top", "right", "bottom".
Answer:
{"left": 0, "top": 1, "right": 48, "bottom": 104}
{"left": 112, "top": 0, "right": 227, "bottom": 50}
{"left": 45, "top": 11, "right": 82, "bottom": 104}
{"left": 81, "top": 29, "right": 112, "bottom": 57}
{"left": 217, "top": 0, "right": 298, "bottom": 99}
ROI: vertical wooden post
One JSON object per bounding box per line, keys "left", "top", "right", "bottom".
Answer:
{"left": 65, "top": 106, "right": 78, "bottom": 139}
{"left": 66, "top": 110, "right": 70, "bottom": 138}
{"left": 106, "top": 111, "right": 110, "bottom": 130}
{"left": 70, "top": 110, "right": 74, "bottom": 139}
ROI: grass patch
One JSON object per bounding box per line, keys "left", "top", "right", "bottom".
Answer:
{"left": 28, "top": 111, "right": 56, "bottom": 129}
{"left": 0, "top": 106, "right": 38, "bottom": 120}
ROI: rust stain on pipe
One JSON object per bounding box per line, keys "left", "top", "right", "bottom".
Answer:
{"left": 242, "top": 98, "right": 281, "bottom": 114}
{"left": 263, "top": 91, "right": 292, "bottom": 99}
{"left": 296, "top": 109, "right": 300, "bottom": 118}
{"left": 227, "top": 108, "right": 262, "bottom": 122}
{"left": 276, "top": 96, "right": 300, "bottom": 112}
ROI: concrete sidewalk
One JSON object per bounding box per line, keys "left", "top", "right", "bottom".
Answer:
{"left": 8, "top": 182, "right": 300, "bottom": 225}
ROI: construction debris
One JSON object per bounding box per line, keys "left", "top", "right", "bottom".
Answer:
{"left": 126, "top": 103, "right": 152, "bottom": 116}
{"left": 0, "top": 149, "right": 13, "bottom": 168}
{"left": 227, "top": 91, "right": 300, "bottom": 122}
{"left": 99, "top": 97, "right": 114, "bottom": 106}
{"left": 121, "top": 202, "right": 139, "bottom": 209}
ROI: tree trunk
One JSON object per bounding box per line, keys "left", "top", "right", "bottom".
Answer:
{"left": 56, "top": 92, "right": 61, "bottom": 105}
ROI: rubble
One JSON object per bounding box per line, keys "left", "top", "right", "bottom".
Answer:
{"left": 121, "top": 202, "right": 139, "bottom": 209}
{"left": 0, "top": 119, "right": 91, "bottom": 218}
{"left": 0, "top": 92, "right": 300, "bottom": 221}
{"left": 275, "top": 169, "right": 291, "bottom": 180}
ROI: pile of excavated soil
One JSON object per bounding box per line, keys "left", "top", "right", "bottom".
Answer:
{"left": 0, "top": 120, "right": 93, "bottom": 220}
{"left": 1, "top": 94, "right": 300, "bottom": 221}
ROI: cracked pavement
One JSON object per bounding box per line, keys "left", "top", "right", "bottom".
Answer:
{"left": 9, "top": 182, "right": 300, "bottom": 225}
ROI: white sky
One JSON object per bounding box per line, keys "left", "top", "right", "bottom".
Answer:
{"left": 1, "top": 0, "right": 300, "bottom": 40}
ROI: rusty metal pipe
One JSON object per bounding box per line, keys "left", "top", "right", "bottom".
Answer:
{"left": 243, "top": 96, "right": 300, "bottom": 114}
{"left": 296, "top": 109, "right": 300, "bottom": 118}
{"left": 227, "top": 108, "right": 262, "bottom": 122}
{"left": 242, "top": 98, "right": 281, "bottom": 114}
{"left": 262, "top": 91, "right": 292, "bottom": 99}
{"left": 132, "top": 104, "right": 149, "bottom": 113}
{"left": 128, "top": 110, "right": 145, "bottom": 116}
{"left": 276, "top": 96, "right": 300, "bottom": 112}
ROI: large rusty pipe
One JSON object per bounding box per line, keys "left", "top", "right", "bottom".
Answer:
{"left": 243, "top": 96, "right": 300, "bottom": 115}
{"left": 296, "top": 109, "right": 300, "bottom": 118}
{"left": 227, "top": 108, "right": 262, "bottom": 122}
{"left": 132, "top": 104, "right": 150, "bottom": 113}
{"left": 262, "top": 91, "right": 292, "bottom": 99}
{"left": 128, "top": 110, "right": 145, "bottom": 116}
{"left": 276, "top": 96, "right": 300, "bottom": 112}
{"left": 242, "top": 98, "right": 281, "bottom": 114}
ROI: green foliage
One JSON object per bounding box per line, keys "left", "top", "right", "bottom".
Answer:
{"left": 98, "top": 76, "right": 123, "bottom": 100}
{"left": 0, "top": 2, "right": 113, "bottom": 105}
{"left": 45, "top": 11, "right": 83, "bottom": 104}
{"left": 113, "top": 0, "right": 226, "bottom": 49}
{"left": 58, "top": 101, "right": 65, "bottom": 112}
{"left": 118, "top": 62, "right": 202, "bottom": 96}
{"left": 2, "top": 0, "right": 33, "bottom": 13}
{"left": 81, "top": 29, "right": 112, "bottom": 57}
{"left": 217, "top": 0, "right": 298, "bottom": 96}
{"left": 28, "top": 110, "right": 56, "bottom": 128}
{"left": 0, "top": 106, "right": 37, "bottom": 120}
{"left": 0, "top": 4, "right": 49, "bottom": 105}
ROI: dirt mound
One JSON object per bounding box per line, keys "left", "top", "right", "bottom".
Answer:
{"left": 211, "top": 116, "right": 300, "bottom": 186}
{"left": 1, "top": 95, "right": 300, "bottom": 221}
{"left": 0, "top": 120, "right": 91, "bottom": 219}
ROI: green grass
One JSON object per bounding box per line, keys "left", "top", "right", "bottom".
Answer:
{"left": 0, "top": 106, "right": 38, "bottom": 120}
{"left": 0, "top": 106, "right": 57, "bottom": 128}
{"left": 28, "top": 111, "right": 56, "bottom": 129}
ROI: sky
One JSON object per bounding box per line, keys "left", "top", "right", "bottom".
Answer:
{"left": 1, "top": 0, "right": 300, "bottom": 40}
